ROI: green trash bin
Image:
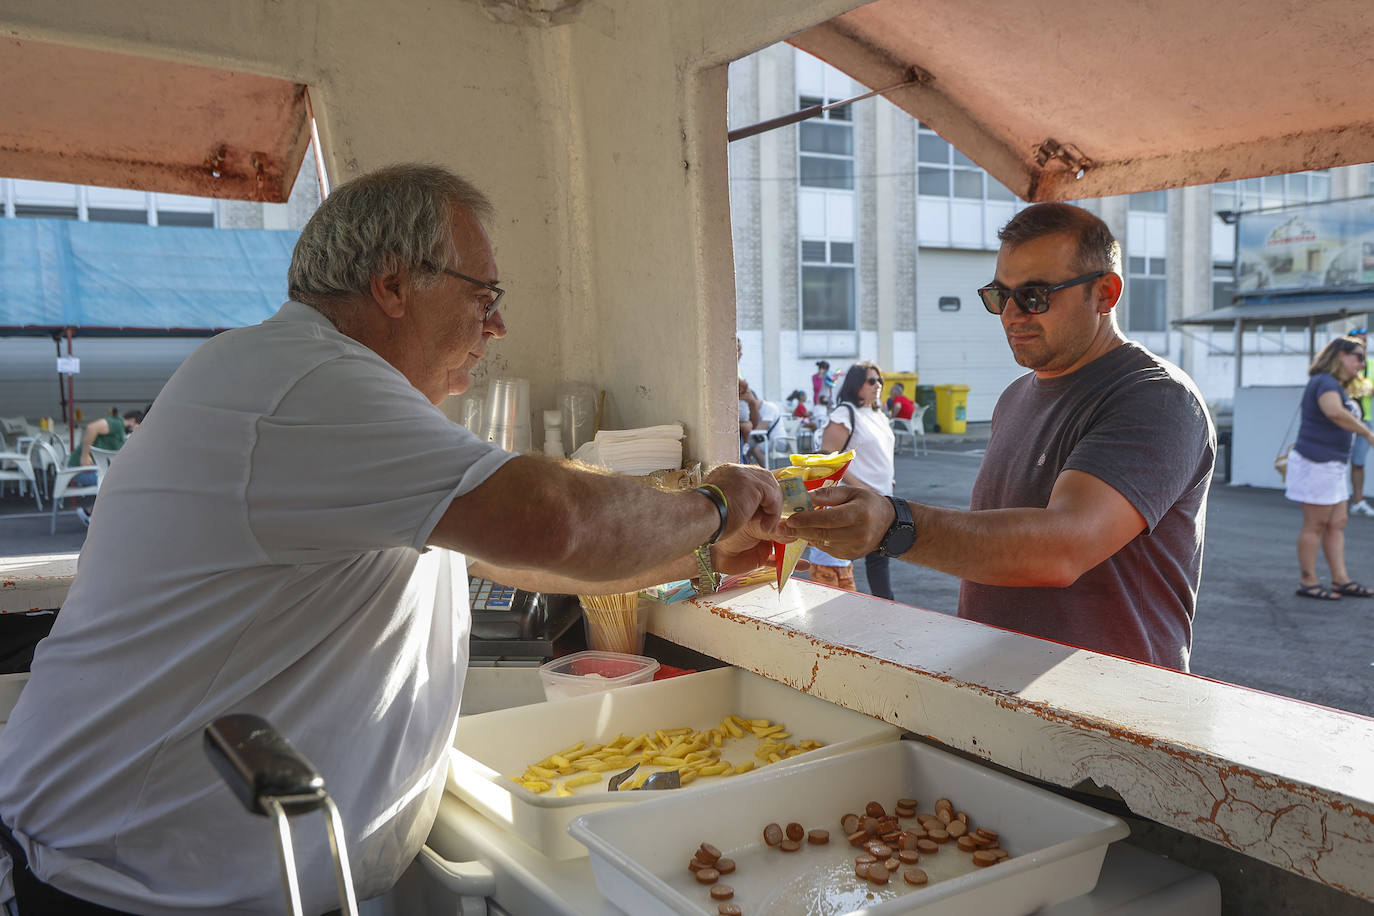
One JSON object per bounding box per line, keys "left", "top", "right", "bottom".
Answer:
{"left": 914, "top": 385, "right": 937, "bottom": 432}
{"left": 933, "top": 384, "right": 971, "bottom": 434}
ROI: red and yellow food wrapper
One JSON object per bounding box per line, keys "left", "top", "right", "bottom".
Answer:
{"left": 770, "top": 451, "right": 854, "bottom": 590}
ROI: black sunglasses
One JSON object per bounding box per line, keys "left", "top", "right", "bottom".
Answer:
{"left": 864, "top": 376, "right": 883, "bottom": 385}
{"left": 422, "top": 261, "right": 506, "bottom": 320}
{"left": 977, "top": 271, "right": 1107, "bottom": 316}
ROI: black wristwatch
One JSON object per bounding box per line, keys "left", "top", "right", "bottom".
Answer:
{"left": 879, "top": 496, "right": 916, "bottom": 558}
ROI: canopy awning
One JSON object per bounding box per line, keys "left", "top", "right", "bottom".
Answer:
{"left": 0, "top": 218, "right": 296, "bottom": 336}
{"left": 1172, "top": 296, "right": 1374, "bottom": 330}
{"left": 791, "top": 0, "right": 1374, "bottom": 202}
{"left": 0, "top": 36, "right": 309, "bottom": 202}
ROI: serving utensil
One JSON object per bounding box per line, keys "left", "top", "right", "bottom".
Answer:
{"left": 607, "top": 762, "right": 681, "bottom": 792}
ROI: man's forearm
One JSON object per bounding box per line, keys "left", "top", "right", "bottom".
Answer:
{"left": 900, "top": 502, "right": 1091, "bottom": 587}
{"left": 470, "top": 553, "right": 697, "bottom": 596}
{"left": 432, "top": 456, "right": 774, "bottom": 584}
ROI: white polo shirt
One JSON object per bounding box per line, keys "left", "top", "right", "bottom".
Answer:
{"left": 0, "top": 302, "right": 513, "bottom": 914}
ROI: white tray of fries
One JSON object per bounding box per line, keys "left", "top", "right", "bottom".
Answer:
{"left": 447, "top": 666, "right": 901, "bottom": 859}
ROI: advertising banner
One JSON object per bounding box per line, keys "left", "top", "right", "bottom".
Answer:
{"left": 1236, "top": 197, "right": 1374, "bottom": 295}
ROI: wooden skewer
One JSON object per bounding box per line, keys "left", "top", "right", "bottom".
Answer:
{"left": 579, "top": 592, "right": 641, "bottom": 654}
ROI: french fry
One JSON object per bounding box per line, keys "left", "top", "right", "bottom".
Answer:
{"left": 516, "top": 716, "right": 827, "bottom": 793}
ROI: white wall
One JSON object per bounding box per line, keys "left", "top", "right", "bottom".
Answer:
{"left": 1231, "top": 385, "right": 1303, "bottom": 489}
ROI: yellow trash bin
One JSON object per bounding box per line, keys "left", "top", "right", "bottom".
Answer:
{"left": 881, "top": 371, "right": 919, "bottom": 410}
{"left": 933, "top": 384, "right": 971, "bottom": 434}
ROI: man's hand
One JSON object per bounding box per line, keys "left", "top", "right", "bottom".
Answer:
{"left": 703, "top": 463, "right": 783, "bottom": 542}
{"left": 711, "top": 528, "right": 775, "bottom": 575}
{"left": 782, "top": 486, "right": 894, "bottom": 559}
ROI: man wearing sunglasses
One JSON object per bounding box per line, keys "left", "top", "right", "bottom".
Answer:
{"left": 0, "top": 164, "right": 783, "bottom": 915}
{"left": 786, "top": 203, "right": 1215, "bottom": 672}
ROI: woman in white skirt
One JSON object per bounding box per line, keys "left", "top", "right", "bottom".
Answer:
{"left": 1288, "top": 335, "right": 1374, "bottom": 599}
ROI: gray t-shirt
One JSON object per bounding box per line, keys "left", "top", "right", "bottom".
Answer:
{"left": 957, "top": 342, "right": 1215, "bottom": 670}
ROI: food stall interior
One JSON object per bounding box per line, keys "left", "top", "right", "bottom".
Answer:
{"left": 2, "top": 0, "right": 1373, "bottom": 913}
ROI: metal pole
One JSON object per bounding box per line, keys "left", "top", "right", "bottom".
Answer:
{"left": 1233, "top": 320, "right": 1243, "bottom": 391}
{"left": 66, "top": 328, "right": 76, "bottom": 454}
{"left": 53, "top": 334, "right": 66, "bottom": 427}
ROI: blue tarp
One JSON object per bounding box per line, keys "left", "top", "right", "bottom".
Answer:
{"left": 0, "top": 219, "right": 298, "bottom": 336}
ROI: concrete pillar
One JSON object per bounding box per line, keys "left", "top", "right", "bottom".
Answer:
{"left": 1176, "top": 185, "right": 1213, "bottom": 386}
{"left": 874, "top": 97, "right": 915, "bottom": 374}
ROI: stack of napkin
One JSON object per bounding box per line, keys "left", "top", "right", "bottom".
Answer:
{"left": 570, "top": 424, "right": 684, "bottom": 475}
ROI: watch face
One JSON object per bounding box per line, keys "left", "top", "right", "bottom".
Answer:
{"left": 883, "top": 525, "right": 916, "bottom": 557}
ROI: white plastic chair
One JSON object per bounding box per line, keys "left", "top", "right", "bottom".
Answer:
{"left": 40, "top": 440, "right": 106, "bottom": 534}
{"left": 891, "top": 408, "right": 928, "bottom": 457}
{"left": 0, "top": 437, "right": 43, "bottom": 510}
{"left": 770, "top": 416, "right": 801, "bottom": 463}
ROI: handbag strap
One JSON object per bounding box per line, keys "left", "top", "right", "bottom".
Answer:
{"left": 1276, "top": 402, "right": 1301, "bottom": 460}
{"left": 838, "top": 403, "right": 858, "bottom": 452}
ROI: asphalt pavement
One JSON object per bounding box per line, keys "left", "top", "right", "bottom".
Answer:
{"left": 4, "top": 425, "right": 1372, "bottom": 717}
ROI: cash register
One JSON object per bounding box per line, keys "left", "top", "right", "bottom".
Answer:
{"left": 467, "top": 576, "right": 580, "bottom": 662}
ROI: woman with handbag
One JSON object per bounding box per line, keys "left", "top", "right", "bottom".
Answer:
{"left": 1288, "top": 335, "right": 1374, "bottom": 600}
{"left": 811, "top": 361, "right": 898, "bottom": 600}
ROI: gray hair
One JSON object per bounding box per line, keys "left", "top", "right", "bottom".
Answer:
{"left": 287, "top": 163, "right": 495, "bottom": 312}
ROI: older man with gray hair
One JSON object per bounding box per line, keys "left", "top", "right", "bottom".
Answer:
{"left": 0, "top": 164, "right": 780, "bottom": 915}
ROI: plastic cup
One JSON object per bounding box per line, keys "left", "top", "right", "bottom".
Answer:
{"left": 482, "top": 378, "right": 531, "bottom": 452}
{"left": 581, "top": 597, "right": 654, "bottom": 656}
{"left": 560, "top": 382, "right": 598, "bottom": 453}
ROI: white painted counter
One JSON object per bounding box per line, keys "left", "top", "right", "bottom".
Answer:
{"left": 648, "top": 582, "right": 1374, "bottom": 903}
{"left": 0, "top": 553, "right": 76, "bottom": 614}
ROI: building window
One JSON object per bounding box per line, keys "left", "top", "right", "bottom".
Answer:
{"left": 1212, "top": 273, "right": 1236, "bottom": 312}
{"left": 1128, "top": 190, "right": 1168, "bottom": 212}
{"left": 916, "top": 123, "right": 1020, "bottom": 249}
{"left": 917, "top": 126, "right": 1015, "bottom": 202}
{"left": 1214, "top": 170, "right": 1332, "bottom": 216}
{"left": 88, "top": 207, "right": 149, "bottom": 224}
{"left": 1127, "top": 256, "right": 1167, "bottom": 332}
{"left": 798, "top": 98, "right": 854, "bottom": 190}
{"left": 157, "top": 210, "right": 214, "bottom": 228}
{"left": 801, "top": 239, "right": 855, "bottom": 331}
{"left": 13, "top": 204, "right": 77, "bottom": 220}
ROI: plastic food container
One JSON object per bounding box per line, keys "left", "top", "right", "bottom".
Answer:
{"left": 570, "top": 739, "right": 1129, "bottom": 915}
{"left": 448, "top": 666, "right": 901, "bottom": 859}
{"left": 539, "top": 650, "right": 660, "bottom": 701}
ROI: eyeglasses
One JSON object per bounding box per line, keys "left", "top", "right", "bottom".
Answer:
{"left": 422, "top": 261, "right": 505, "bottom": 320}
{"left": 977, "top": 271, "right": 1107, "bottom": 316}
{"left": 865, "top": 376, "right": 883, "bottom": 386}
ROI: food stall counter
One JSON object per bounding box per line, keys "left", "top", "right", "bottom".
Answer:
{"left": 644, "top": 581, "right": 1374, "bottom": 904}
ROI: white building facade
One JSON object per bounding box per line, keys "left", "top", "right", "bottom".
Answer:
{"left": 729, "top": 44, "right": 1374, "bottom": 422}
